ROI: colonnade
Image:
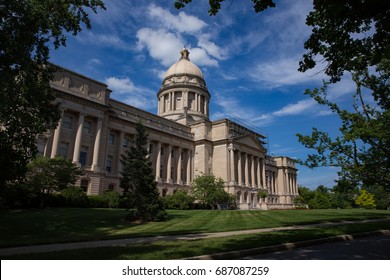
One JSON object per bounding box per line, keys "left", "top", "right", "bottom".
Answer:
{"left": 50, "top": 111, "right": 103, "bottom": 172}
{"left": 154, "top": 141, "right": 193, "bottom": 186}
{"left": 228, "top": 144, "right": 265, "bottom": 189}
{"left": 158, "top": 91, "right": 208, "bottom": 115}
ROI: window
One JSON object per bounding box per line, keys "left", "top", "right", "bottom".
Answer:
{"left": 149, "top": 143, "right": 153, "bottom": 154}
{"left": 161, "top": 147, "right": 165, "bottom": 156}
{"left": 171, "top": 149, "right": 175, "bottom": 158}
{"left": 79, "top": 146, "right": 88, "bottom": 167}
{"left": 63, "top": 115, "right": 73, "bottom": 129}
{"left": 123, "top": 136, "right": 131, "bottom": 148}
{"left": 108, "top": 184, "right": 115, "bottom": 191}
{"left": 59, "top": 142, "right": 69, "bottom": 158}
{"left": 106, "top": 155, "right": 113, "bottom": 173}
{"left": 162, "top": 189, "right": 167, "bottom": 197}
{"left": 108, "top": 133, "right": 115, "bottom": 145}
{"left": 83, "top": 120, "right": 92, "bottom": 134}
{"left": 37, "top": 139, "right": 46, "bottom": 155}
{"left": 80, "top": 179, "right": 89, "bottom": 192}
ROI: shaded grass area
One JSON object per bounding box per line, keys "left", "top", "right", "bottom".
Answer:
{"left": 1, "top": 208, "right": 390, "bottom": 248}
{"left": 4, "top": 221, "right": 390, "bottom": 260}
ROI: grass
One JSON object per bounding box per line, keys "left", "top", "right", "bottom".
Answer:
{"left": 1, "top": 208, "right": 390, "bottom": 248}
{"left": 3, "top": 220, "right": 390, "bottom": 260}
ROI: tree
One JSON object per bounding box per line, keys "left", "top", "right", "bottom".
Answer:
{"left": 191, "top": 173, "right": 231, "bottom": 209}
{"left": 174, "top": 0, "right": 390, "bottom": 196}
{"left": 120, "top": 122, "right": 166, "bottom": 222}
{"left": 24, "top": 156, "right": 83, "bottom": 207}
{"left": 0, "top": 0, "right": 105, "bottom": 188}
{"left": 174, "top": 0, "right": 276, "bottom": 15}
{"left": 355, "top": 189, "right": 376, "bottom": 209}
{"left": 162, "top": 189, "right": 195, "bottom": 210}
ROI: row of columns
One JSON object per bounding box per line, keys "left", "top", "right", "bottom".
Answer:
{"left": 154, "top": 141, "right": 193, "bottom": 185}
{"left": 159, "top": 91, "right": 208, "bottom": 116}
{"left": 266, "top": 170, "right": 277, "bottom": 194}
{"left": 285, "top": 171, "right": 298, "bottom": 194}
{"left": 50, "top": 111, "right": 103, "bottom": 171}
{"left": 228, "top": 144, "right": 265, "bottom": 189}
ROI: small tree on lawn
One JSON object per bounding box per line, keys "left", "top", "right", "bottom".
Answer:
{"left": 191, "top": 173, "right": 231, "bottom": 209}
{"left": 355, "top": 189, "right": 376, "bottom": 209}
{"left": 120, "top": 121, "right": 166, "bottom": 221}
{"left": 24, "top": 156, "right": 82, "bottom": 207}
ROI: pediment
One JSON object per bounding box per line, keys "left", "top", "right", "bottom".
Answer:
{"left": 234, "top": 134, "right": 266, "bottom": 152}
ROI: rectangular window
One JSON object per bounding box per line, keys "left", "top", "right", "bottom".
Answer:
{"left": 59, "top": 142, "right": 69, "bottom": 158}
{"left": 63, "top": 115, "right": 73, "bottom": 129}
{"left": 149, "top": 143, "right": 153, "bottom": 154}
{"left": 79, "top": 146, "right": 88, "bottom": 167}
{"left": 108, "top": 133, "right": 115, "bottom": 145}
{"left": 37, "top": 138, "right": 46, "bottom": 155}
{"left": 83, "top": 120, "right": 92, "bottom": 134}
{"left": 161, "top": 147, "right": 165, "bottom": 157}
{"left": 123, "top": 136, "right": 131, "bottom": 148}
{"left": 106, "top": 155, "right": 113, "bottom": 173}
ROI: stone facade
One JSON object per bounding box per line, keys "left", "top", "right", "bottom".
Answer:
{"left": 39, "top": 49, "right": 298, "bottom": 209}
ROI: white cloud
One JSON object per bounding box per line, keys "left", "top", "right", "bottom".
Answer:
{"left": 273, "top": 99, "right": 316, "bottom": 117}
{"left": 136, "top": 28, "right": 184, "bottom": 67}
{"left": 77, "top": 32, "right": 132, "bottom": 51}
{"left": 106, "top": 77, "right": 136, "bottom": 93}
{"left": 148, "top": 4, "right": 207, "bottom": 34}
{"left": 105, "top": 77, "right": 156, "bottom": 110}
{"left": 189, "top": 47, "right": 219, "bottom": 67}
{"left": 250, "top": 57, "right": 326, "bottom": 87}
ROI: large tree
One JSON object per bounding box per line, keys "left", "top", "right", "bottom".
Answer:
{"left": 175, "top": 0, "right": 390, "bottom": 204}
{"left": 120, "top": 122, "right": 166, "bottom": 222}
{"left": 0, "top": 0, "right": 105, "bottom": 188}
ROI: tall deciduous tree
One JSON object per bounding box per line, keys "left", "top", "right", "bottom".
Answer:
{"left": 174, "top": 0, "right": 390, "bottom": 205}
{"left": 0, "top": 0, "right": 105, "bottom": 188}
{"left": 120, "top": 122, "right": 166, "bottom": 222}
{"left": 191, "top": 173, "right": 232, "bottom": 209}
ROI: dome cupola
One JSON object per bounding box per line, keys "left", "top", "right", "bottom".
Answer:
{"left": 157, "top": 48, "right": 210, "bottom": 124}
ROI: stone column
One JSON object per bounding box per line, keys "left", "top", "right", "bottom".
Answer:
{"left": 186, "top": 149, "right": 191, "bottom": 185}
{"left": 167, "top": 144, "right": 172, "bottom": 183}
{"left": 155, "top": 141, "right": 162, "bottom": 182}
{"left": 72, "top": 113, "right": 85, "bottom": 164}
{"left": 50, "top": 109, "right": 64, "bottom": 158}
{"left": 237, "top": 152, "right": 242, "bottom": 186}
{"left": 262, "top": 158, "right": 266, "bottom": 190}
{"left": 177, "top": 147, "right": 182, "bottom": 185}
{"left": 244, "top": 153, "right": 249, "bottom": 187}
{"left": 257, "top": 157, "right": 261, "bottom": 188}
{"left": 228, "top": 144, "right": 235, "bottom": 185}
{"left": 91, "top": 117, "right": 103, "bottom": 171}
{"left": 251, "top": 155, "right": 255, "bottom": 187}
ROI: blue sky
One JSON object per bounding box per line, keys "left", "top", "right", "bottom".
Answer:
{"left": 49, "top": 0, "right": 357, "bottom": 189}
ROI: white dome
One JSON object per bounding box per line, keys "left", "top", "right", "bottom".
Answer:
{"left": 163, "top": 48, "right": 204, "bottom": 79}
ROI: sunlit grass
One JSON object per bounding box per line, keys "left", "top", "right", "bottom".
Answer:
{"left": 1, "top": 208, "right": 389, "bottom": 247}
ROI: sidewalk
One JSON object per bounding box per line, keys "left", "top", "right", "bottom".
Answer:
{"left": 1, "top": 218, "right": 389, "bottom": 257}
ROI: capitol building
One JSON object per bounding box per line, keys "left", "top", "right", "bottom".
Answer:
{"left": 39, "top": 48, "right": 298, "bottom": 209}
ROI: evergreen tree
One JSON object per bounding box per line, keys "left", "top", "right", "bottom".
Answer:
{"left": 120, "top": 122, "right": 166, "bottom": 222}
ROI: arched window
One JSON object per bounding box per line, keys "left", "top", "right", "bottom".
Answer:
{"left": 80, "top": 179, "right": 89, "bottom": 193}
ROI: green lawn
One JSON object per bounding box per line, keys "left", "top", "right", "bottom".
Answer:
{"left": 1, "top": 208, "right": 390, "bottom": 248}
{"left": 3, "top": 220, "right": 390, "bottom": 260}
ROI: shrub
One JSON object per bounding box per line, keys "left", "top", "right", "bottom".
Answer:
{"left": 162, "top": 190, "right": 195, "bottom": 210}
{"left": 61, "top": 186, "right": 89, "bottom": 207}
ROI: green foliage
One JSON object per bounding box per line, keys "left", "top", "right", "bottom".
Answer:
{"left": 355, "top": 189, "right": 376, "bottom": 209}
{"left": 25, "top": 156, "right": 82, "bottom": 193}
{"left": 191, "top": 173, "right": 231, "bottom": 209}
{"left": 162, "top": 190, "right": 195, "bottom": 210}
{"left": 103, "top": 190, "right": 121, "bottom": 209}
{"left": 61, "top": 186, "right": 89, "bottom": 207}
{"left": 174, "top": 0, "right": 275, "bottom": 15}
{"left": 0, "top": 0, "right": 105, "bottom": 188}
{"left": 120, "top": 122, "right": 166, "bottom": 221}
{"left": 308, "top": 193, "right": 331, "bottom": 209}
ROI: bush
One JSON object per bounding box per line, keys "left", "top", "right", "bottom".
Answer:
{"left": 162, "top": 190, "right": 195, "bottom": 210}
{"left": 103, "top": 190, "right": 121, "bottom": 209}
{"left": 61, "top": 186, "right": 89, "bottom": 207}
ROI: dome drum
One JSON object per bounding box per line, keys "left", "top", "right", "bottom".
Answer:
{"left": 158, "top": 48, "right": 210, "bottom": 123}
